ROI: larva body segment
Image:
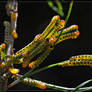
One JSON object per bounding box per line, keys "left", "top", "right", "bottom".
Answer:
{"left": 62, "top": 25, "right": 78, "bottom": 34}
{"left": 0, "top": 43, "right": 6, "bottom": 61}
{"left": 4, "top": 21, "right": 14, "bottom": 56}
{"left": 22, "top": 56, "right": 31, "bottom": 68}
{"left": 4, "top": 21, "right": 11, "bottom": 44}
{"left": 70, "top": 55, "right": 92, "bottom": 60}
{"left": 69, "top": 55, "right": 92, "bottom": 67}
{"left": 15, "top": 34, "right": 42, "bottom": 56}
{"left": 51, "top": 25, "right": 79, "bottom": 44}
{"left": 46, "top": 20, "right": 65, "bottom": 38}
{"left": 21, "top": 39, "right": 51, "bottom": 68}
{"left": 56, "top": 30, "right": 80, "bottom": 44}
{"left": 5, "top": 52, "right": 26, "bottom": 65}
{"left": 5, "top": 0, "right": 18, "bottom": 39}
{"left": 10, "top": 10, "right": 18, "bottom": 39}
{"left": 41, "top": 16, "right": 60, "bottom": 39}
{"left": 28, "top": 47, "right": 53, "bottom": 69}
{"left": 8, "top": 68, "right": 20, "bottom": 75}
{"left": 59, "top": 55, "right": 92, "bottom": 67}
{"left": 23, "top": 78, "right": 46, "bottom": 89}
{"left": 70, "top": 55, "right": 92, "bottom": 61}
{"left": 48, "top": 37, "right": 57, "bottom": 46}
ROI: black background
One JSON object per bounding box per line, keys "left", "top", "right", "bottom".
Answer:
{"left": 1, "top": 0, "right": 92, "bottom": 92}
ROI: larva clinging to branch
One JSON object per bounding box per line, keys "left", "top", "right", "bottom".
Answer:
{"left": 59, "top": 55, "right": 92, "bottom": 67}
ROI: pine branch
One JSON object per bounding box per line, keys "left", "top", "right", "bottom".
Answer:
{"left": 12, "top": 74, "right": 92, "bottom": 92}
{"left": 48, "top": 0, "right": 64, "bottom": 17}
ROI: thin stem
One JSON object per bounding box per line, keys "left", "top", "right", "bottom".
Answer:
{"left": 55, "top": 0, "right": 73, "bottom": 44}
{"left": 14, "top": 74, "right": 75, "bottom": 91}
{"left": 15, "top": 74, "right": 92, "bottom": 92}
{"left": 72, "top": 79, "right": 92, "bottom": 92}
{"left": 8, "top": 62, "right": 61, "bottom": 88}
{"left": 8, "top": 60, "right": 92, "bottom": 92}
{"left": 65, "top": 0, "right": 73, "bottom": 24}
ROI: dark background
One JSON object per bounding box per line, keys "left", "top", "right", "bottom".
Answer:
{"left": 1, "top": 0, "right": 92, "bottom": 91}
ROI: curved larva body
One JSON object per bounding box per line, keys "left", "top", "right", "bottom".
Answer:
{"left": 56, "top": 30, "right": 79, "bottom": 44}
{"left": 70, "top": 55, "right": 92, "bottom": 61}
{"left": 21, "top": 40, "right": 52, "bottom": 68}
{"left": 41, "top": 16, "right": 60, "bottom": 39}
{"left": 5, "top": 0, "right": 18, "bottom": 39}
{"left": 10, "top": 12, "right": 18, "bottom": 39}
{"left": 62, "top": 25, "right": 78, "bottom": 34}
{"left": 15, "top": 16, "right": 64, "bottom": 56}
{"left": 46, "top": 20, "right": 65, "bottom": 38}
{"left": 28, "top": 47, "right": 53, "bottom": 69}
{"left": 0, "top": 44, "right": 6, "bottom": 61}
{"left": 15, "top": 34, "right": 41, "bottom": 56}
{"left": 69, "top": 55, "right": 92, "bottom": 67}
{"left": 59, "top": 55, "right": 92, "bottom": 67}
{"left": 23, "top": 78, "right": 46, "bottom": 89}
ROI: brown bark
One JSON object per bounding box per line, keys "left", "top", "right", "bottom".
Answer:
{"left": 0, "top": 79, "right": 8, "bottom": 92}
{"left": 0, "top": 69, "right": 8, "bottom": 92}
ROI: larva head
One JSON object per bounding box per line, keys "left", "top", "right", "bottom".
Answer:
{"left": 11, "top": 31, "right": 18, "bottom": 39}
{"left": 72, "top": 30, "right": 80, "bottom": 39}
{"left": 74, "top": 25, "right": 78, "bottom": 29}
{"left": 22, "top": 63, "right": 27, "bottom": 68}
{"left": 59, "top": 20, "right": 65, "bottom": 26}
{"left": 74, "top": 30, "right": 80, "bottom": 36}
{"left": 25, "top": 51, "right": 29, "bottom": 56}
{"left": 52, "top": 15, "right": 60, "bottom": 21}
{"left": 22, "top": 59, "right": 30, "bottom": 68}
{"left": 41, "top": 85, "right": 47, "bottom": 89}
{"left": 53, "top": 37, "right": 57, "bottom": 42}
{"left": 38, "top": 84, "right": 46, "bottom": 90}
{"left": 51, "top": 15, "right": 60, "bottom": 25}
{"left": 56, "top": 20, "right": 65, "bottom": 30}
{"left": 52, "top": 16, "right": 65, "bottom": 33}
{"left": 61, "top": 25, "right": 80, "bottom": 40}
{"left": 28, "top": 62, "right": 36, "bottom": 69}
{"left": 1, "top": 43, "right": 6, "bottom": 49}
{"left": 8, "top": 68, "right": 20, "bottom": 75}
{"left": 34, "top": 81, "right": 47, "bottom": 89}
{"left": 34, "top": 34, "right": 41, "bottom": 41}
{"left": 52, "top": 16, "right": 65, "bottom": 27}
{"left": 48, "top": 37, "right": 57, "bottom": 46}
